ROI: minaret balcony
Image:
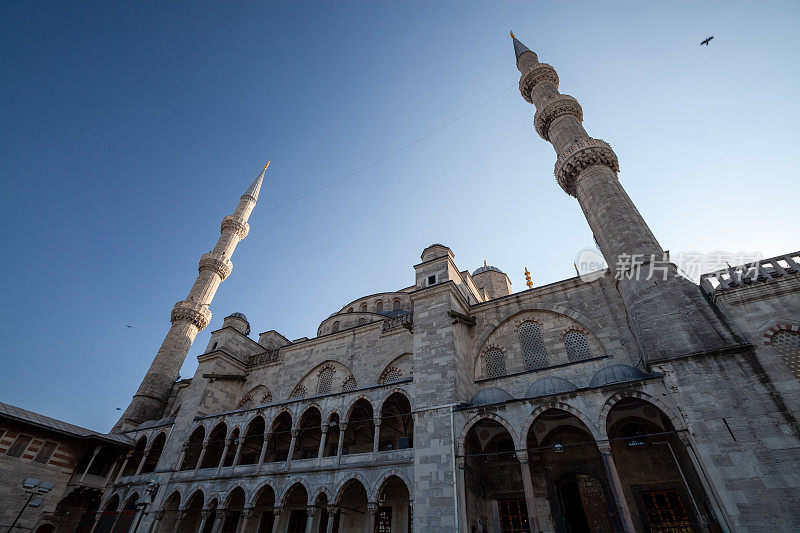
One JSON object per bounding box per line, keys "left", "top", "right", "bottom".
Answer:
{"left": 534, "top": 94, "right": 583, "bottom": 141}
{"left": 221, "top": 215, "right": 249, "bottom": 240}
{"left": 199, "top": 252, "right": 233, "bottom": 280}
{"left": 171, "top": 300, "right": 212, "bottom": 330}
{"left": 519, "top": 63, "right": 559, "bottom": 103}
{"left": 554, "top": 138, "right": 619, "bottom": 196}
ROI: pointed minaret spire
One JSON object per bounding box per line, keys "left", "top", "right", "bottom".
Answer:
{"left": 243, "top": 161, "right": 269, "bottom": 203}
{"left": 114, "top": 163, "right": 268, "bottom": 431}
{"left": 510, "top": 30, "right": 535, "bottom": 63}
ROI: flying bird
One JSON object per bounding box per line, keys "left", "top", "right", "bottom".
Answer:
{"left": 124, "top": 324, "right": 133, "bottom": 328}
{"left": 700, "top": 36, "right": 714, "bottom": 46}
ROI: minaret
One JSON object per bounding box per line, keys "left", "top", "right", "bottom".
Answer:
{"left": 114, "top": 163, "right": 269, "bottom": 431}
{"left": 510, "top": 32, "right": 735, "bottom": 361}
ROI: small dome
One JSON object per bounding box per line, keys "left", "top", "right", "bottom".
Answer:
{"left": 589, "top": 364, "right": 648, "bottom": 388}
{"left": 524, "top": 376, "right": 578, "bottom": 399}
{"left": 472, "top": 265, "right": 504, "bottom": 276}
{"left": 470, "top": 387, "right": 515, "bottom": 406}
{"left": 226, "top": 312, "right": 249, "bottom": 322}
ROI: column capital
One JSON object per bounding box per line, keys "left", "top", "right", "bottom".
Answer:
{"left": 455, "top": 456, "right": 465, "bottom": 469}
{"left": 516, "top": 450, "right": 529, "bottom": 464}
{"left": 244, "top": 508, "right": 258, "bottom": 519}
{"left": 291, "top": 428, "right": 300, "bottom": 438}
{"left": 374, "top": 417, "right": 382, "bottom": 427}
{"left": 320, "top": 424, "right": 329, "bottom": 433}
{"left": 272, "top": 507, "right": 283, "bottom": 517}
{"left": 326, "top": 506, "right": 338, "bottom": 514}
{"left": 596, "top": 440, "right": 613, "bottom": 455}
{"left": 367, "top": 503, "right": 376, "bottom": 514}
{"left": 307, "top": 507, "right": 318, "bottom": 517}
{"left": 177, "top": 510, "right": 187, "bottom": 520}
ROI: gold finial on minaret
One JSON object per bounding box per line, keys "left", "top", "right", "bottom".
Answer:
{"left": 574, "top": 262, "right": 580, "bottom": 276}
{"left": 524, "top": 267, "right": 533, "bottom": 289}
{"left": 484, "top": 260, "right": 488, "bottom": 267}
{"left": 510, "top": 30, "right": 515, "bottom": 39}
{"left": 264, "top": 161, "right": 270, "bottom": 170}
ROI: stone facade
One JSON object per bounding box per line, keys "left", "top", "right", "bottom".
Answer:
{"left": 12, "top": 34, "right": 800, "bottom": 533}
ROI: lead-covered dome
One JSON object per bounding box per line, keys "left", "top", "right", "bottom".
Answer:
{"left": 588, "top": 364, "right": 648, "bottom": 388}
{"left": 470, "top": 387, "right": 514, "bottom": 406}
{"left": 524, "top": 376, "right": 578, "bottom": 399}
{"left": 472, "top": 265, "right": 504, "bottom": 276}
{"left": 226, "top": 312, "right": 248, "bottom": 322}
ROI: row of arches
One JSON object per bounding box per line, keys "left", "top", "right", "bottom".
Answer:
{"left": 99, "top": 475, "right": 411, "bottom": 533}
{"left": 459, "top": 395, "right": 723, "bottom": 533}
{"left": 178, "top": 393, "right": 413, "bottom": 473}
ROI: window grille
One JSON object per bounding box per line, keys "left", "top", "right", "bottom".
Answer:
{"left": 564, "top": 331, "right": 592, "bottom": 362}
{"left": 332, "top": 321, "right": 339, "bottom": 333}
{"left": 519, "top": 321, "right": 548, "bottom": 370}
{"left": 342, "top": 376, "right": 357, "bottom": 392}
{"left": 392, "top": 299, "right": 401, "bottom": 311}
{"left": 380, "top": 367, "right": 402, "bottom": 384}
{"left": 360, "top": 302, "right": 368, "bottom": 312}
{"left": 376, "top": 301, "right": 384, "bottom": 313}
{"left": 317, "top": 367, "right": 335, "bottom": 394}
{"left": 6, "top": 434, "right": 32, "bottom": 458}
{"left": 260, "top": 391, "right": 272, "bottom": 404}
{"left": 485, "top": 348, "right": 506, "bottom": 378}
{"left": 773, "top": 329, "right": 800, "bottom": 379}
{"left": 34, "top": 441, "right": 58, "bottom": 464}
{"left": 290, "top": 385, "right": 307, "bottom": 399}
{"left": 237, "top": 395, "right": 254, "bottom": 409}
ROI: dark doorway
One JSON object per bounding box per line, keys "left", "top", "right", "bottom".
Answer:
{"left": 557, "top": 478, "right": 590, "bottom": 533}
{"left": 639, "top": 490, "right": 693, "bottom": 532}
{"left": 287, "top": 509, "right": 307, "bottom": 532}
{"left": 497, "top": 498, "right": 529, "bottom": 533}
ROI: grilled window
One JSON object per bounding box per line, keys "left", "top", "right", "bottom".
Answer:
{"left": 485, "top": 348, "right": 507, "bottom": 378}
{"left": 519, "top": 321, "right": 548, "bottom": 370}
{"left": 772, "top": 329, "right": 800, "bottom": 379}
{"left": 564, "top": 331, "right": 592, "bottom": 362}
{"left": 6, "top": 434, "right": 32, "bottom": 458}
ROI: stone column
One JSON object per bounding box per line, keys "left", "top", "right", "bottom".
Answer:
{"left": 211, "top": 510, "right": 227, "bottom": 533}
{"left": 175, "top": 445, "right": 189, "bottom": 472}
{"left": 336, "top": 423, "right": 347, "bottom": 464}
{"left": 304, "top": 508, "right": 318, "bottom": 533}
{"left": 80, "top": 445, "right": 102, "bottom": 482}
{"left": 103, "top": 455, "right": 123, "bottom": 487}
{"left": 455, "top": 457, "right": 469, "bottom": 531}
{"left": 286, "top": 429, "right": 299, "bottom": 468}
{"left": 172, "top": 511, "right": 188, "bottom": 533}
{"left": 598, "top": 442, "right": 636, "bottom": 533}
{"left": 148, "top": 510, "right": 164, "bottom": 533}
{"left": 114, "top": 451, "right": 133, "bottom": 482}
{"left": 258, "top": 429, "right": 270, "bottom": 465}
{"left": 134, "top": 444, "right": 151, "bottom": 476}
{"left": 217, "top": 438, "right": 232, "bottom": 474}
{"left": 372, "top": 419, "right": 382, "bottom": 458}
{"left": 232, "top": 434, "right": 245, "bottom": 466}
{"left": 194, "top": 442, "right": 209, "bottom": 475}
{"left": 325, "top": 507, "right": 338, "bottom": 533}
{"left": 516, "top": 451, "right": 540, "bottom": 533}
{"left": 366, "top": 504, "right": 376, "bottom": 533}
{"left": 317, "top": 426, "right": 329, "bottom": 464}
{"left": 238, "top": 509, "right": 255, "bottom": 533}
{"left": 270, "top": 509, "right": 282, "bottom": 533}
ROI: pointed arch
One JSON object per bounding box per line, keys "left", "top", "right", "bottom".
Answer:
{"left": 457, "top": 412, "right": 518, "bottom": 455}
{"left": 334, "top": 474, "right": 371, "bottom": 504}
{"left": 237, "top": 385, "right": 273, "bottom": 409}
{"left": 598, "top": 389, "right": 686, "bottom": 441}
{"left": 279, "top": 480, "right": 311, "bottom": 507}
{"left": 521, "top": 400, "right": 601, "bottom": 446}
{"left": 370, "top": 470, "right": 413, "bottom": 502}
{"left": 140, "top": 431, "right": 166, "bottom": 474}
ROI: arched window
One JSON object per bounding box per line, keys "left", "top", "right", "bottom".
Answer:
{"left": 772, "top": 329, "right": 800, "bottom": 379}
{"left": 317, "top": 366, "right": 335, "bottom": 395}
{"left": 290, "top": 385, "right": 307, "bottom": 399}
{"left": 375, "top": 300, "right": 383, "bottom": 313}
{"left": 332, "top": 321, "right": 339, "bottom": 333}
{"left": 347, "top": 307, "right": 354, "bottom": 313}
{"left": 485, "top": 348, "right": 506, "bottom": 378}
{"left": 392, "top": 299, "right": 401, "bottom": 311}
{"left": 359, "top": 302, "right": 368, "bottom": 312}
{"left": 519, "top": 321, "right": 548, "bottom": 370}
{"left": 564, "top": 330, "right": 592, "bottom": 362}
{"left": 357, "top": 318, "right": 367, "bottom": 325}
{"left": 379, "top": 366, "right": 402, "bottom": 384}
{"left": 342, "top": 376, "right": 357, "bottom": 392}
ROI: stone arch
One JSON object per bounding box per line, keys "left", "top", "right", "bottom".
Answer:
{"left": 248, "top": 482, "right": 277, "bottom": 507}
{"left": 98, "top": 491, "right": 122, "bottom": 512}
{"left": 162, "top": 487, "right": 184, "bottom": 509}
{"left": 344, "top": 395, "right": 375, "bottom": 422}
{"left": 597, "top": 389, "right": 686, "bottom": 441}
{"left": 237, "top": 385, "right": 273, "bottom": 410}
{"left": 377, "top": 387, "right": 411, "bottom": 411}
{"left": 334, "top": 473, "right": 372, "bottom": 504}
{"left": 182, "top": 488, "right": 205, "bottom": 510}
{"left": 309, "top": 485, "right": 331, "bottom": 505}
{"left": 369, "top": 470, "right": 413, "bottom": 502}
{"left": 762, "top": 321, "right": 800, "bottom": 344}
{"left": 521, "top": 400, "right": 601, "bottom": 445}
{"left": 223, "top": 485, "right": 249, "bottom": 506}
{"left": 279, "top": 480, "right": 311, "bottom": 507}
{"left": 292, "top": 359, "right": 356, "bottom": 398}
{"left": 457, "top": 412, "right": 519, "bottom": 455}
{"left": 473, "top": 305, "right": 607, "bottom": 354}
{"left": 243, "top": 411, "right": 267, "bottom": 432}
{"left": 374, "top": 352, "right": 413, "bottom": 383}
{"left": 140, "top": 431, "right": 167, "bottom": 474}
{"left": 296, "top": 403, "right": 323, "bottom": 426}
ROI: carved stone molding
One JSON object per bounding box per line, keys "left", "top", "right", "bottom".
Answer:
{"left": 554, "top": 138, "right": 619, "bottom": 196}
{"left": 221, "top": 215, "right": 249, "bottom": 240}
{"left": 198, "top": 252, "right": 233, "bottom": 280}
{"left": 519, "top": 63, "right": 559, "bottom": 103}
{"left": 534, "top": 94, "right": 583, "bottom": 141}
{"left": 171, "top": 300, "right": 212, "bottom": 330}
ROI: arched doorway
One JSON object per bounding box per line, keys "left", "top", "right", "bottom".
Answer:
{"left": 376, "top": 475, "right": 412, "bottom": 532}
{"left": 253, "top": 485, "right": 276, "bottom": 533}
{"left": 606, "top": 397, "right": 718, "bottom": 531}
{"left": 284, "top": 483, "right": 309, "bottom": 533}
{"left": 159, "top": 491, "right": 181, "bottom": 531}
{"left": 378, "top": 393, "right": 413, "bottom": 451}
{"left": 464, "top": 419, "right": 529, "bottom": 533}
{"left": 180, "top": 426, "right": 205, "bottom": 470}
{"left": 240, "top": 416, "right": 266, "bottom": 464}
{"left": 140, "top": 432, "right": 166, "bottom": 473}
{"left": 344, "top": 400, "right": 374, "bottom": 455}
{"left": 336, "top": 479, "right": 368, "bottom": 532}
{"left": 94, "top": 494, "right": 120, "bottom": 533}
{"left": 293, "top": 407, "right": 323, "bottom": 460}
{"left": 177, "top": 490, "right": 204, "bottom": 532}
{"left": 200, "top": 422, "right": 227, "bottom": 469}
{"left": 527, "top": 409, "right": 616, "bottom": 533}
{"left": 313, "top": 492, "right": 329, "bottom": 533}
{"left": 221, "top": 487, "right": 245, "bottom": 532}
{"left": 265, "top": 412, "right": 293, "bottom": 462}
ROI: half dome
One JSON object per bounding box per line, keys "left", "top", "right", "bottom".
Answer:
{"left": 524, "top": 376, "right": 578, "bottom": 399}
{"left": 588, "top": 364, "right": 648, "bottom": 388}
{"left": 470, "top": 387, "right": 515, "bottom": 407}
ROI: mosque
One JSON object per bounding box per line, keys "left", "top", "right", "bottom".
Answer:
{"left": 4, "top": 33, "right": 799, "bottom": 533}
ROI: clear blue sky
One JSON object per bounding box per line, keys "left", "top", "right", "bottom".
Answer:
{"left": 1, "top": 1, "right": 798, "bottom": 431}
